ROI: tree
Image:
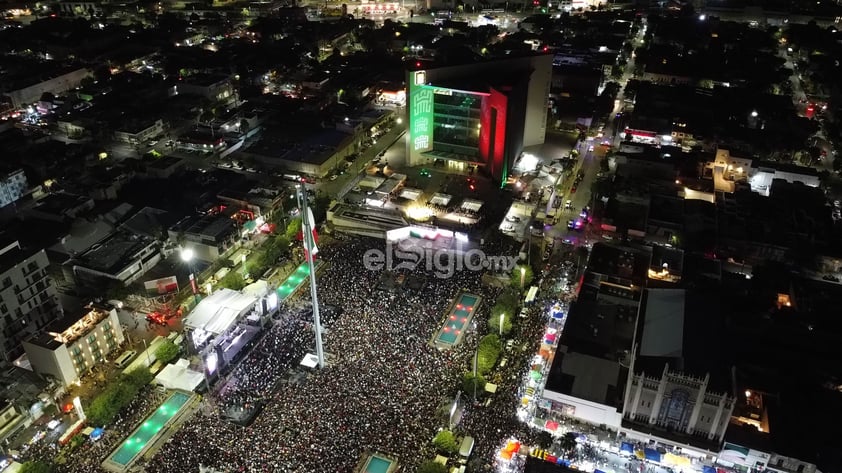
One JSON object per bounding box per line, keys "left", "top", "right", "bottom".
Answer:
{"left": 122, "top": 367, "right": 154, "bottom": 386}
{"left": 432, "top": 429, "right": 459, "bottom": 454}
{"left": 462, "top": 372, "right": 486, "bottom": 395}
{"left": 219, "top": 270, "right": 247, "bottom": 291}
{"left": 559, "top": 432, "right": 578, "bottom": 453}
{"left": 285, "top": 217, "right": 302, "bottom": 240}
{"left": 417, "top": 460, "right": 448, "bottom": 473}
{"left": 311, "top": 192, "right": 332, "bottom": 223}
{"left": 154, "top": 340, "right": 180, "bottom": 365}
{"left": 488, "top": 310, "right": 513, "bottom": 336}
{"left": 510, "top": 265, "right": 534, "bottom": 290}
{"left": 477, "top": 334, "right": 502, "bottom": 374}
{"left": 20, "top": 461, "right": 53, "bottom": 473}
{"left": 87, "top": 368, "right": 153, "bottom": 426}
{"left": 537, "top": 431, "right": 554, "bottom": 449}
{"left": 495, "top": 288, "right": 519, "bottom": 312}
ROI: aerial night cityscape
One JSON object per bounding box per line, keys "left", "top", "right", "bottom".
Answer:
{"left": 1, "top": 0, "right": 842, "bottom": 472}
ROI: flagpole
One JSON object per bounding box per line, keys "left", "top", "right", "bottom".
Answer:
{"left": 299, "top": 185, "right": 326, "bottom": 369}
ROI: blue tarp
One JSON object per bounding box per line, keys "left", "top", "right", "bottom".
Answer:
{"left": 644, "top": 448, "right": 661, "bottom": 462}
{"left": 621, "top": 442, "right": 634, "bottom": 454}
{"left": 703, "top": 466, "right": 716, "bottom": 473}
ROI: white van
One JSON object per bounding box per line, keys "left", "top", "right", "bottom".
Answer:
{"left": 114, "top": 350, "right": 137, "bottom": 368}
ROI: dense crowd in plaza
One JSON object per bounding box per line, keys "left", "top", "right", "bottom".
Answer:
{"left": 22, "top": 235, "right": 550, "bottom": 473}
{"left": 143, "top": 239, "right": 513, "bottom": 472}
{"left": 45, "top": 387, "right": 170, "bottom": 473}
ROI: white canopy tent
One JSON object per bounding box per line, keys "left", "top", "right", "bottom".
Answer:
{"left": 399, "top": 187, "right": 423, "bottom": 201}
{"left": 460, "top": 199, "right": 483, "bottom": 212}
{"left": 183, "top": 288, "right": 258, "bottom": 335}
{"left": 429, "top": 193, "right": 452, "bottom": 206}
{"left": 243, "top": 279, "right": 270, "bottom": 298}
{"left": 154, "top": 362, "right": 205, "bottom": 392}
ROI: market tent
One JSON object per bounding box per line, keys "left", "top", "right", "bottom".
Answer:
{"left": 644, "top": 448, "right": 662, "bottom": 462}
{"left": 429, "top": 193, "right": 452, "bottom": 206}
{"left": 663, "top": 453, "right": 691, "bottom": 467}
{"left": 621, "top": 442, "right": 634, "bottom": 454}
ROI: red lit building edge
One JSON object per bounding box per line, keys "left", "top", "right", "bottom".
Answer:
{"left": 479, "top": 87, "right": 509, "bottom": 184}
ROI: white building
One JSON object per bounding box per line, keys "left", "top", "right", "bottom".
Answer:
{"left": 23, "top": 305, "right": 124, "bottom": 386}
{"left": 708, "top": 148, "right": 820, "bottom": 197}
{"left": 621, "top": 289, "right": 736, "bottom": 447}
{"left": 0, "top": 400, "right": 32, "bottom": 445}
{"left": 113, "top": 119, "right": 165, "bottom": 146}
{"left": 0, "top": 241, "right": 61, "bottom": 362}
{"left": 0, "top": 169, "right": 28, "bottom": 208}
{"left": 1, "top": 68, "right": 90, "bottom": 108}
{"left": 623, "top": 366, "right": 734, "bottom": 444}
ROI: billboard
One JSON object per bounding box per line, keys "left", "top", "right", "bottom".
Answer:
{"left": 144, "top": 276, "right": 179, "bottom": 296}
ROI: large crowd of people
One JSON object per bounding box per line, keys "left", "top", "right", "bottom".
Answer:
{"left": 48, "top": 386, "right": 170, "bottom": 473}
{"left": 143, "top": 239, "right": 513, "bottom": 473}
{"left": 31, "top": 235, "right": 545, "bottom": 473}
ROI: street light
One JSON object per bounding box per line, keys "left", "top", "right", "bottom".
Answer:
{"left": 181, "top": 248, "right": 199, "bottom": 302}
{"left": 751, "top": 110, "right": 759, "bottom": 118}
{"left": 180, "top": 248, "right": 194, "bottom": 262}
{"left": 142, "top": 338, "right": 151, "bottom": 367}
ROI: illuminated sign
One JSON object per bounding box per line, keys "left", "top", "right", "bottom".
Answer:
{"left": 414, "top": 71, "right": 426, "bottom": 85}
{"left": 411, "top": 84, "right": 434, "bottom": 152}
{"left": 434, "top": 88, "right": 452, "bottom": 96}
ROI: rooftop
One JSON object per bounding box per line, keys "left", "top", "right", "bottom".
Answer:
{"left": 172, "top": 214, "right": 237, "bottom": 241}
{"left": 75, "top": 231, "right": 155, "bottom": 274}
{"left": 0, "top": 240, "right": 40, "bottom": 274}
{"left": 33, "top": 305, "right": 112, "bottom": 349}
{"left": 583, "top": 243, "right": 652, "bottom": 291}
{"left": 637, "top": 288, "right": 731, "bottom": 391}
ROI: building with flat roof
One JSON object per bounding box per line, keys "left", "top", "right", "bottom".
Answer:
{"left": 168, "top": 214, "right": 238, "bottom": 262}
{"left": 540, "top": 243, "right": 650, "bottom": 429}
{"left": 64, "top": 231, "right": 162, "bottom": 288}
{"left": 23, "top": 304, "right": 123, "bottom": 386}
{"left": 113, "top": 118, "right": 165, "bottom": 146}
{"left": 327, "top": 203, "right": 408, "bottom": 238}
{"left": 405, "top": 54, "right": 552, "bottom": 187}
{"left": 242, "top": 127, "right": 359, "bottom": 178}
{"left": 0, "top": 240, "right": 61, "bottom": 362}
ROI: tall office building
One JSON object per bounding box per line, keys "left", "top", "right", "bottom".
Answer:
{"left": 0, "top": 240, "right": 61, "bottom": 361}
{"left": 405, "top": 54, "right": 553, "bottom": 187}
